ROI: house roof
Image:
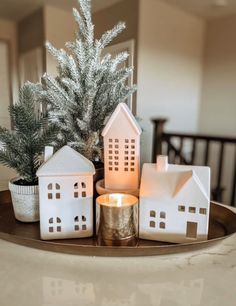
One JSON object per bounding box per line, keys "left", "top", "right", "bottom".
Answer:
{"left": 37, "top": 146, "right": 95, "bottom": 177}
{"left": 102, "top": 103, "right": 142, "bottom": 137}
{"left": 140, "top": 163, "right": 210, "bottom": 201}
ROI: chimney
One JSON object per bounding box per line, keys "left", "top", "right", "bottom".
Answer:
{"left": 44, "top": 146, "right": 54, "bottom": 162}
{"left": 156, "top": 155, "right": 168, "bottom": 172}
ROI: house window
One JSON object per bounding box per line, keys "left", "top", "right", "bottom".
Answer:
{"left": 47, "top": 183, "right": 61, "bottom": 200}
{"left": 189, "top": 207, "right": 196, "bottom": 213}
{"left": 150, "top": 221, "right": 156, "bottom": 228}
{"left": 160, "top": 212, "right": 166, "bottom": 219}
{"left": 178, "top": 205, "right": 185, "bottom": 212}
{"left": 199, "top": 208, "right": 207, "bottom": 215}
{"left": 160, "top": 222, "right": 165, "bottom": 229}
{"left": 150, "top": 210, "right": 156, "bottom": 218}
{"left": 125, "top": 139, "right": 129, "bottom": 143}
{"left": 74, "top": 182, "right": 87, "bottom": 198}
{"left": 115, "top": 139, "right": 119, "bottom": 143}
{"left": 131, "top": 139, "right": 135, "bottom": 143}
{"left": 74, "top": 215, "right": 87, "bottom": 231}
{"left": 48, "top": 217, "right": 61, "bottom": 233}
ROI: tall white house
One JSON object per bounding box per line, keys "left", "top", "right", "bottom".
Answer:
{"left": 37, "top": 146, "right": 95, "bottom": 240}
{"left": 139, "top": 156, "right": 211, "bottom": 243}
{"left": 102, "top": 103, "right": 142, "bottom": 190}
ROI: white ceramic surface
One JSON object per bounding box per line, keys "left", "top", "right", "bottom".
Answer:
{"left": 9, "top": 178, "right": 39, "bottom": 222}
{"left": 0, "top": 206, "right": 236, "bottom": 306}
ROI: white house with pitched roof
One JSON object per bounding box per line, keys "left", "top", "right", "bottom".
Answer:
{"left": 102, "top": 103, "right": 142, "bottom": 190}
{"left": 37, "top": 146, "right": 95, "bottom": 240}
{"left": 139, "top": 156, "right": 210, "bottom": 243}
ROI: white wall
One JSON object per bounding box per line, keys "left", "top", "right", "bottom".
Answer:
{"left": 136, "top": 0, "right": 205, "bottom": 163}
{"left": 44, "top": 5, "right": 76, "bottom": 76}
{"left": 0, "top": 18, "right": 18, "bottom": 190}
{"left": 199, "top": 15, "right": 236, "bottom": 136}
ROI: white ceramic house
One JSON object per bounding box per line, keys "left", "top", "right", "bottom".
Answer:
{"left": 37, "top": 146, "right": 95, "bottom": 240}
{"left": 102, "top": 103, "right": 142, "bottom": 190}
{"left": 139, "top": 156, "right": 211, "bottom": 243}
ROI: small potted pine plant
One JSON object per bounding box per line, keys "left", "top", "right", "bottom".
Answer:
{"left": 0, "top": 82, "right": 58, "bottom": 222}
{"left": 39, "top": 0, "right": 136, "bottom": 179}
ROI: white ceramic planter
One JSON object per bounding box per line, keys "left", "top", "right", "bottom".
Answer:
{"left": 96, "top": 179, "right": 139, "bottom": 197}
{"left": 9, "top": 178, "right": 39, "bottom": 222}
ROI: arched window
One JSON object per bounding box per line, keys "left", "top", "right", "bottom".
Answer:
{"left": 160, "top": 222, "right": 165, "bottom": 229}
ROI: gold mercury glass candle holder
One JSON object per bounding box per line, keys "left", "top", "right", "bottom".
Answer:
{"left": 96, "top": 193, "right": 139, "bottom": 246}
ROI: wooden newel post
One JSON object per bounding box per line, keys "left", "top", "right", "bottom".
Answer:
{"left": 151, "top": 118, "right": 168, "bottom": 163}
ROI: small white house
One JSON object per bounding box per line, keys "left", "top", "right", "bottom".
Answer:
{"left": 102, "top": 103, "right": 142, "bottom": 190}
{"left": 37, "top": 146, "right": 95, "bottom": 240}
{"left": 139, "top": 156, "right": 211, "bottom": 243}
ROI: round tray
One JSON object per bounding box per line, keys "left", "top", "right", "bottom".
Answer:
{"left": 0, "top": 191, "right": 235, "bottom": 257}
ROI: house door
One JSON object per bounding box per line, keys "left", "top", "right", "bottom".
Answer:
{"left": 186, "top": 222, "right": 198, "bottom": 239}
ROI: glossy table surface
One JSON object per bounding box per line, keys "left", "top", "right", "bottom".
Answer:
{"left": 0, "top": 205, "right": 236, "bottom": 306}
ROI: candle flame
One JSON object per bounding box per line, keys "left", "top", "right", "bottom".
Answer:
{"left": 109, "top": 194, "right": 123, "bottom": 207}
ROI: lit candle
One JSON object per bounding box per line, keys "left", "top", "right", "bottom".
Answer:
{"left": 96, "top": 193, "right": 139, "bottom": 246}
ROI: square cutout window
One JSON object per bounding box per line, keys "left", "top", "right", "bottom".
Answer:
{"left": 57, "top": 226, "right": 61, "bottom": 232}
{"left": 178, "top": 205, "right": 185, "bottom": 212}
{"left": 125, "top": 145, "right": 129, "bottom": 149}
{"left": 109, "top": 150, "right": 112, "bottom": 154}
{"left": 131, "top": 139, "right": 135, "bottom": 143}
{"left": 115, "top": 167, "right": 118, "bottom": 171}
{"left": 131, "top": 157, "right": 135, "bottom": 160}
{"left": 74, "top": 225, "right": 79, "bottom": 231}
{"left": 125, "top": 151, "right": 128, "bottom": 155}
{"left": 124, "top": 162, "right": 128, "bottom": 166}
{"left": 130, "top": 168, "right": 135, "bottom": 172}
{"left": 160, "top": 211, "right": 166, "bottom": 219}
{"left": 109, "top": 167, "right": 113, "bottom": 171}
{"left": 199, "top": 208, "right": 207, "bottom": 215}
{"left": 150, "top": 210, "right": 156, "bottom": 218}
{"left": 125, "top": 139, "right": 129, "bottom": 143}
{"left": 189, "top": 207, "right": 196, "bottom": 213}
{"left": 115, "top": 145, "right": 119, "bottom": 149}
{"left": 109, "top": 139, "right": 113, "bottom": 142}
{"left": 74, "top": 192, "right": 79, "bottom": 198}
{"left": 48, "top": 193, "right": 53, "bottom": 200}
{"left": 125, "top": 156, "right": 129, "bottom": 160}
{"left": 131, "top": 151, "right": 135, "bottom": 155}
{"left": 109, "top": 144, "right": 112, "bottom": 148}
{"left": 82, "top": 191, "right": 86, "bottom": 197}
{"left": 115, "top": 151, "right": 119, "bottom": 154}
{"left": 56, "top": 193, "right": 60, "bottom": 199}
{"left": 82, "top": 216, "right": 86, "bottom": 221}
{"left": 131, "top": 162, "right": 135, "bottom": 166}
{"left": 49, "top": 227, "right": 53, "bottom": 233}
{"left": 115, "top": 162, "right": 119, "bottom": 166}
{"left": 109, "top": 156, "right": 112, "bottom": 160}
{"left": 82, "top": 224, "right": 87, "bottom": 230}
{"left": 115, "top": 139, "right": 119, "bottom": 143}
{"left": 131, "top": 145, "right": 135, "bottom": 149}
{"left": 115, "top": 156, "right": 119, "bottom": 160}
{"left": 150, "top": 221, "right": 155, "bottom": 228}
{"left": 124, "top": 168, "right": 128, "bottom": 171}
{"left": 109, "top": 161, "right": 112, "bottom": 166}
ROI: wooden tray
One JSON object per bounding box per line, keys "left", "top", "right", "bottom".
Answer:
{"left": 0, "top": 190, "right": 235, "bottom": 257}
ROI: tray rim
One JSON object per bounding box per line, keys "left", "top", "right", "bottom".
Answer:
{"left": 0, "top": 190, "right": 235, "bottom": 257}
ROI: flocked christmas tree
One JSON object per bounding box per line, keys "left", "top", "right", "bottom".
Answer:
{"left": 39, "top": 0, "right": 136, "bottom": 161}
{"left": 0, "top": 82, "right": 58, "bottom": 184}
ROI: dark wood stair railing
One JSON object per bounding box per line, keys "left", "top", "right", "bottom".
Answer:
{"left": 151, "top": 118, "right": 236, "bottom": 206}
